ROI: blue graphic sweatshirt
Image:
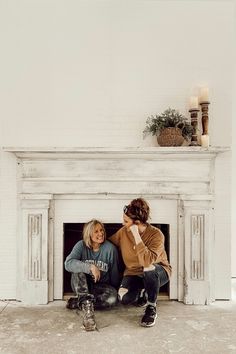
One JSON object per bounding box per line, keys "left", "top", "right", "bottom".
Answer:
{"left": 64, "top": 240, "right": 120, "bottom": 289}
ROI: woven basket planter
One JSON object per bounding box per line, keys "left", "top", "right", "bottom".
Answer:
{"left": 157, "top": 127, "right": 185, "bottom": 147}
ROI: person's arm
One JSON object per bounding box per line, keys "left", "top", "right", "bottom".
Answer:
{"left": 108, "top": 229, "right": 121, "bottom": 247}
{"left": 130, "top": 225, "right": 165, "bottom": 268}
{"left": 64, "top": 241, "right": 91, "bottom": 274}
{"left": 129, "top": 225, "right": 142, "bottom": 245}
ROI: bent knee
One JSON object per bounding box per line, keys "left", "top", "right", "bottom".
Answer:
{"left": 118, "top": 287, "right": 128, "bottom": 301}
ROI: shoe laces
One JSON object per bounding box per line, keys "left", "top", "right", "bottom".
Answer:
{"left": 145, "top": 305, "right": 156, "bottom": 316}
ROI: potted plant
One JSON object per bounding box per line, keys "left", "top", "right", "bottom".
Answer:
{"left": 143, "top": 108, "right": 193, "bottom": 146}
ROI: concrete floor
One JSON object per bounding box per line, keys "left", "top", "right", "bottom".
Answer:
{"left": 1, "top": 282, "right": 236, "bottom": 354}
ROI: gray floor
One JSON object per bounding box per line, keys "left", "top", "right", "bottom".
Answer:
{"left": 1, "top": 281, "right": 236, "bottom": 354}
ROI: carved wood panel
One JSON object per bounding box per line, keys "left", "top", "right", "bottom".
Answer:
{"left": 28, "top": 214, "right": 42, "bottom": 281}
{"left": 191, "top": 215, "right": 204, "bottom": 280}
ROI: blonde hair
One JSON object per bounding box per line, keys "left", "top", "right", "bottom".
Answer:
{"left": 83, "top": 219, "right": 106, "bottom": 248}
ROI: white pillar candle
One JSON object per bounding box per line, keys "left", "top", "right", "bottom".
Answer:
{"left": 200, "top": 87, "right": 209, "bottom": 102}
{"left": 201, "top": 134, "right": 209, "bottom": 147}
{"left": 189, "top": 96, "right": 199, "bottom": 109}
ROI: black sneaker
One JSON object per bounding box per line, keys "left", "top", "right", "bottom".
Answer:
{"left": 136, "top": 289, "right": 148, "bottom": 307}
{"left": 140, "top": 305, "right": 157, "bottom": 327}
{"left": 66, "top": 297, "right": 79, "bottom": 310}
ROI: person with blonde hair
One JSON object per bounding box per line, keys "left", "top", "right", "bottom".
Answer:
{"left": 65, "top": 219, "right": 120, "bottom": 331}
{"left": 109, "top": 198, "right": 171, "bottom": 328}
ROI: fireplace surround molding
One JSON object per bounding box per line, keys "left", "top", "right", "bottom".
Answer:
{"left": 4, "top": 146, "right": 229, "bottom": 305}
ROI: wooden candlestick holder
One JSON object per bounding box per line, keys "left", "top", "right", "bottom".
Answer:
{"left": 200, "top": 101, "right": 210, "bottom": 135}
{"left": 189, "top": 108, "right": 200, "bottom": 146}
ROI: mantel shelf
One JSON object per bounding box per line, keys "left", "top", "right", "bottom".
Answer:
{"left": 3, "top": 146, "right": 230, "bottom": 158}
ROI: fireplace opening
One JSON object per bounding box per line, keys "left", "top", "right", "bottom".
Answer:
{"left": 63, "top": 223, "right": 170, "bottom": 298}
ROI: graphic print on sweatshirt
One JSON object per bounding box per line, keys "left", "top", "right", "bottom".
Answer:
{"left": 85, "top": 259, "right": 108, "bottom": 272}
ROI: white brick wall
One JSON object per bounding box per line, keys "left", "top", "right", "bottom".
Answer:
{"left": 0, "top": 0, "right": 234, "bottom": 299}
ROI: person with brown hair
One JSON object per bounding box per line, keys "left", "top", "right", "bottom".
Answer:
{"left": 109, "top": 198, "right": 171, "bottom": 327}
{"left": 65, "top": 219, "right": 120, "bottom": 331}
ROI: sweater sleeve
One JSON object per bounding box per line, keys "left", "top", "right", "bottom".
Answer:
{"left": 64, "top": 241, "right": 91, "bottom": 274}
{"left": 108, "top": 229, "right": 121, "bottom": 248}
{"left": 135, "top": 230, "right": 166, "bottom": 268}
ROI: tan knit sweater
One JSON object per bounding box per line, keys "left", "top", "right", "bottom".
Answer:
{"left": 109, "top": 224, "right": 172, "bottom": 279}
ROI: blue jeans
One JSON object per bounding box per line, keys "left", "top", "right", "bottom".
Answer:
{"left": 120, "top": 264, "right": 169, "bottom": 305}
{"left": 71, "top": 273, "right": 118, "bottom": 309}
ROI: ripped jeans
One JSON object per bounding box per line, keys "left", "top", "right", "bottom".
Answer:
{"left": 119, "top": 264, "right": 169, "bottom": 305}
{"left": 71, "top": 273, "right": 118, "bottom": 309}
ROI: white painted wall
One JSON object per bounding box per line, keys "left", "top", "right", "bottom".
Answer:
{"left": 0, "top": 0, "right": 234, "bottom": 299}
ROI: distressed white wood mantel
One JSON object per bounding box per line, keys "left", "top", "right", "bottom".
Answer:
{"left": 4, "top": 146, "right": 229, "bottom": 305}
{"left": 4, "top": 145, "right": 228, "bottom": 155}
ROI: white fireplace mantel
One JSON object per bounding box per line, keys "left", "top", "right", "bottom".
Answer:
{"left": 3, "top": 145, "right": 229, "bottom": 156}
{"left": 4, "top": 146, "right": 230, "bottom": 305}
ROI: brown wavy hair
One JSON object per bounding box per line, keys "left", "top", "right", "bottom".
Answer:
{"left": 124, "top": 198, "right": 150, "bottom": 224}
